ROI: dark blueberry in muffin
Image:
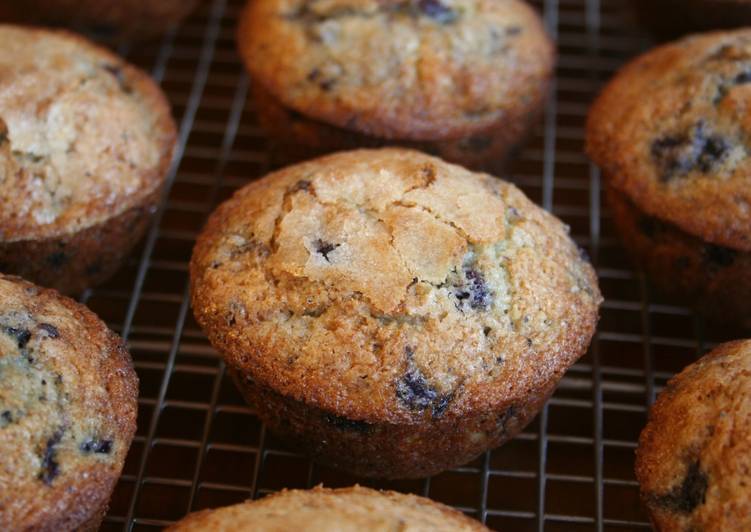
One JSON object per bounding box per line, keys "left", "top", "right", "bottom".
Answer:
{"left": 431, "top": 394, "right": 452, "bottom": 418}
{"left": 38, "top": 430, "right": 63, "bottom": 485}
{"left": 452, "top": 266, "right": 492, "bottom": 311}
{"left": 314, "top": 239, "right": 340, "bottom": 262}
{"left": 38, "top": 323, "right": 59, "bottom": 338}
{"left": 417, "top": 0, "right": 457, "bottom": 24}
{"left": 714, "top": 68, "right": 751, "bottom": 102}
{"left": 464, "top": 268, "right": 491, "bottom": 309}
{"left": 80, "top": 438, "right": 113, "bottom": 454}
{"left": 648, "top": 461, "right": 708, "bottom": 514}
{"left": 397, "top": 365, "right": 438, "bottom": 411}
{"left": 396, "top": 347, "right": 440, "bottom": 411}
{"left": 4, "top": 327, "right": 31, "bottom": 349}
{"left": 651, "top": 122, "right": 731, "bottom": 181}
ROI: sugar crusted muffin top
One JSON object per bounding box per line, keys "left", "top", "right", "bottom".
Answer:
{"left": 0, "top": 25, "right": 175, "bottom": 242}
{"left": 238, "top": 0, "right": 554, "bottom": 140}
{"left": 587, "top": 29, "right": 751, "bottom": 251}
{"left": 636, "top": 339, "right": 751, "bottom": 530}
{"left": 0, "top": 274, "right": 138, "bottom": 529}
{"left": 167, "top": 485, "right": 488, "bottom": 531}
{"left": 191, "top": 149, "right": 601, "bottom": 424}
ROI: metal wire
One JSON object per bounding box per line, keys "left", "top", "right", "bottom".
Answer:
{"left": 74, "top": 0, "right": 693, "bottom": 529}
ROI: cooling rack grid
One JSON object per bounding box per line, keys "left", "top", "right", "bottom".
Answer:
{"left": 66, "top": 1, "right": 714, "bottom": 529}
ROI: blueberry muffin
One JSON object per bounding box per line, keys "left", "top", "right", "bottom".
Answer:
{"left": 167, "top": 485, "right": 489, "bottom": 531}
{"left": 238, "top": 0, "right": 555, "bottom": 171}
{"left": 190, "top": 148, "right": 601, "bottom": 478}
{"left": 0, "top": 25, "right": 176, "bottom": 294}
{"left": 0, "top": 0, "right": 198, "bottom": 38}
{"left": 0, "top": 274, "right": 138, "bottom": 530}
{"left": 586, "top": 29, "right": 751, "bottom": 329}
{"left": 633, "top": 1, "right": 751, "bottom": 40}
{"left": 636, "top": 339, "right": 751, "bottom": 530}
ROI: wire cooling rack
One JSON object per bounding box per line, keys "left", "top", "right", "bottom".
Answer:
{"left": 68, "top": 0, "right": 719, "bottom": 529}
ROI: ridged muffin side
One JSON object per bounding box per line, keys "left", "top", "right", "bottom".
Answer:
{"left": 252, "top": 82, "right": 535, "bottom": 172}
{"left": 606, "top": 185, "right": 751, "bottom": 330}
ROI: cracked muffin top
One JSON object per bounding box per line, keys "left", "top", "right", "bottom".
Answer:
{"left": 190, "top": 149, "right": 601, "bottom": 424}
{"left": 587, "top": 29, "right": 751, "bottom": 251}
{"left": 238, "top": 0, "right": 554, "bottom": 140}
{"left": 636, "top": 339, "right": 751, "bottom": 531}
{"left": 0, "top": 274, "right": 137, "bottom": 530}
{"left": 0, "top": 25, "right": 176, "bottom": 242}
{"left": 167, "top": 485, "right": 489, "bottom": 531}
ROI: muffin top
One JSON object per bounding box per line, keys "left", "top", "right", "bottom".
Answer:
{"left": 238, "top": 0, "right": 554, "bottom": 140}
{"left": 0, "top": 274, "right": 138, "bottom": 530}
{"left": 167, "top": 485, "right": 488, "bottom": 531}
{"left": 191, "top": 149, "right": 601, "bottom": 424}
{"left": 636, "top": 339, "right": 751, "bottom": 530}
{"left": 0, "top": 25, "right": 175, "bottom": 242}
{"left": 587, "top": 29, "right": 751, "bottom": 251}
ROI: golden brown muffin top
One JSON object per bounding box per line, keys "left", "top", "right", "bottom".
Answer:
{"left": 190, "top": 149, "right": 601, "bottom": 424}
{"left": 167, "top": 485, "right": 489, "bottom": 531}
{"left": 636, "top": 339, "right": 751, "bottom": 531}
{"left": 0, "top": 274, "right": 138, "bottom": 530}
{"left": 238, "top": 0, "right": 554, "bottom": 140}
{"left": 0, "top": 25, "right": 175, "bottom": 242}
{"left": 587, "top": 29, "right": 751, "bottom": 251}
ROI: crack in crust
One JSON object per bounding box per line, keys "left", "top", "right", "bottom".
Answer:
{"left": 265, "top": 159, "right": 460, "bottom": 310}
